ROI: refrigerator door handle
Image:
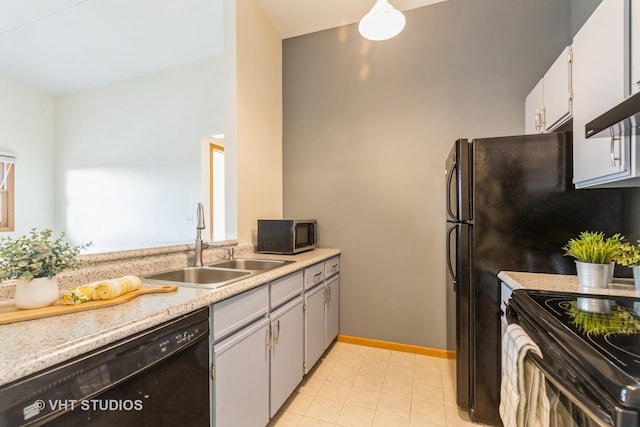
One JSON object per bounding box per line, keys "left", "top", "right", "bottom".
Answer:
{"left": 446, "top": 224, "right": 457, "bottom": 288}
{"left": 446, "top": 159, "right": 458, "bottom": 221}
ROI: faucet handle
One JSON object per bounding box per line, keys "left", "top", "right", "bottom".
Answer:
{"left": 225, "top": 247, "right": 235, "bottom": 260}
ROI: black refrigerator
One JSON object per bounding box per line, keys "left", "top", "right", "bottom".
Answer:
{"left": 445, "top": 132, "right": 624, "bottom": 425}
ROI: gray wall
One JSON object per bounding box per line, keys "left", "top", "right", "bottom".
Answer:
{"left": 571, "top": 0, "right": 602, "bottom": 36}
{"left": 283, "top": 0, "right": 572, "bottom": 349}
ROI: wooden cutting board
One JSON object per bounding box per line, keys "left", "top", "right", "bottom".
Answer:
{"left": 0, "top": 285, "right": 178, "bottom": 325}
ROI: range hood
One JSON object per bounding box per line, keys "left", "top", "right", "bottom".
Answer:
{"left": 585, "top": 91, "right": 640, "bottom": 139}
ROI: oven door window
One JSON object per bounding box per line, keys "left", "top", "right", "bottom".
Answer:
{"left": 546, "top": 380, "right": 606, "bottom": 427}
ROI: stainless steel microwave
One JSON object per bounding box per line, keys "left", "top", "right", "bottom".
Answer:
{"left": 256, "top": 219, "right": 317, "bottom": 254}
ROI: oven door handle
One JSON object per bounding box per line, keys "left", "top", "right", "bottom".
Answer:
{"left": 526, "top": 351, "right": 613, "bottom": 427}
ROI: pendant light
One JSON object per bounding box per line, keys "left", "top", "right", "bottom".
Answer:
{"left": 358, "top": 0, "right": 406, "bottom": 41}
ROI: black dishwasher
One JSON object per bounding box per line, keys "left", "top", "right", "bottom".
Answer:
{"left": 0, "top": 307, "right": 210, "bottom": 426}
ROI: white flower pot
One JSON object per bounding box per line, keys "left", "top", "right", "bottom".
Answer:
{"left": 609, "top": 261, "right": 616, "bottom": 283}
{"left": 575, "top": 261, "right": 611, "bottom": 290}
{"left": 14, "top": 277, "right": 59, "bottom": 309}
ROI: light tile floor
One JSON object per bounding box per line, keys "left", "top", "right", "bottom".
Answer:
{"left": 268, "top": 342, "right": 488, "bottom": 427}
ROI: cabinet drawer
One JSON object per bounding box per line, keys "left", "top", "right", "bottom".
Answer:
{"left": 213, "top": 285, "right": 269, "bottom": 342}
{"left": 271, "top": 271, "right": 303, "bottom": 309}
{"left": 324, "top": 256, "right": 340, "bottom": 278}
{"left": 304, "top": 263, "right": 325, "bottom": 290}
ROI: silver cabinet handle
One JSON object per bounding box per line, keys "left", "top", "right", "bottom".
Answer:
{"left": 266, "top": 326, "right": 272, "bottom": 351}
{"left": 534, "top": 109, "right": 541, "bottom": 133}
{"left": 610, "top": 134, "right": 621, "bottom": 167}
{"left": 274, "top": 320, "right": 280, "bottom": 345}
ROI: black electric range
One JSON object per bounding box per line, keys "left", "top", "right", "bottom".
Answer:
{"left": 507, "top": 289, "right": 640, "bottom": 426}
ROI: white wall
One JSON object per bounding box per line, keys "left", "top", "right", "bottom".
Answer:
{"left": 54, "top": 57, "right": 225, "bottom": 251}
{"left": 0, "top": 74, "right": 55, "bottom": 236}
{"left": 227, "top": 0, "right": 283, "bottom": 244}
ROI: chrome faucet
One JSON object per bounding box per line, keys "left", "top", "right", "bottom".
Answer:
{"left": 194, "top": 203, "right": 209, "bottom": 267}
{"left": 222, "top": 246, "right": 235, "bottom": 260}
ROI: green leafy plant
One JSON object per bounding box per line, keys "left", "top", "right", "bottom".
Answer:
{"left": 562, "top": 231, "right": 625, "bottom": 264}
{"left": 0, "top": 229, "right": 91, "bottom": 282}
{"left": 616, "top": 241, "right": 640, "bottom": 267}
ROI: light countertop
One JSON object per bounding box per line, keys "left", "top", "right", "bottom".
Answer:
{"left": 0, "top": 248, "right": 340, "bottom": 387}
{"left": 498, "top": 270, "right": 640, "bottom": 298}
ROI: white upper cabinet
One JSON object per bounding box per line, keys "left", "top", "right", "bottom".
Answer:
{"left": 544, "top": 46, "right": 573, "bottom": 130}
{"left": 632, "top": 2, "right": 640, "bottom": 95}
{"left": 571, "top": 0, "right": 639, "bottom": 188}
{"left": 525, "top": 79, "right": 544, "bottom": 134}
{"left": 525, "top": 47, "right": 572, "bottom": 134}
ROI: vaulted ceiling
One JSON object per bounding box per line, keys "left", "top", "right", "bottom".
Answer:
{"left": 0, "top": 0, "right": 445, "bottom": 94}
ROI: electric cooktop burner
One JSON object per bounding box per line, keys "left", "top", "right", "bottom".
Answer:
{"left": 527, "top": 292, "right": 640, "bottom": 378}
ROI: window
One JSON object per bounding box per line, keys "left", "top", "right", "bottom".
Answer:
{"left": 210, "top": 143, "right": 225, "bottom": 241}
{"left": 0, "top": 156, "right": 15, "bottom": 232}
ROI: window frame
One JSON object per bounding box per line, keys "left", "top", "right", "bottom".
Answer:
{"left": 209, "top": 143, "right": 224, "bottom": 241}
{"left": 0, "top": 161, "right": 15, "bottom": 232}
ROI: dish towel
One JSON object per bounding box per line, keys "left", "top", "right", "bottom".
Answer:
{"left": 60, "top": 275, "right": 142, "bottom": 305}
{"left": 499, "top": 323, "right": 550, "bottom": 427}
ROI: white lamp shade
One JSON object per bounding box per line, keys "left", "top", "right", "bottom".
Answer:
{"left": 359, "top": 0, "right": 406, "bottom": 41}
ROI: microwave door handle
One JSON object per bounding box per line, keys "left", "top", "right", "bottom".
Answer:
{"left": 314, "top": 222, "right": 318, "bottom": 245}
{"left": 446, "top": 160, "right": 458, "bottom": 221}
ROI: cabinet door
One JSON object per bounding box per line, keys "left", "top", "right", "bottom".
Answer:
{"left": 213, "top": 317, "right": 270, "bottom": 427}
{"left": 632, "top": 2, "right": 640, "bottom": 94}
{"left": 572, "top": 0, "right": 629, "bottom": 187}
{"left": 544, "top": 46, "right": 572, "bottom": 131}
{"left": 325, "top": 275, "right": 340, "bottom": 349}
{"left": 304, "top": 284, "right": 325, "bottom": 373}
{"left": 525, "top": 79, "right": 544, "bottom": 134}
{"left": 270, "top": 297, "right": 304, "bottom": 417}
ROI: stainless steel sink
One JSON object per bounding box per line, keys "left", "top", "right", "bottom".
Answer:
{"left": 209, "top": 258, "right": 292, "bottom": 271}
{"left": 144, "top": 267, "right": 252, "bottom": 289}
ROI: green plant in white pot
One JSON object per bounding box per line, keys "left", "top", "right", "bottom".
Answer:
{"left": 0, "top": 229, "right": 91, "bottom": 309}
{"left": 563, "top": 231, "right": 624, "bottom": 289}
{"left": 615, "top": 241, "right": 640, "bottom": 290}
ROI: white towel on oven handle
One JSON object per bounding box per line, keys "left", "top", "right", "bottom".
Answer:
{"left": 499, "top": 323, "right": 550, "bottom": 427}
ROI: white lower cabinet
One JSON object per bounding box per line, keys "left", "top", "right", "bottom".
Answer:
{"left": 211, "top": 270, "right": 306, "bottom": 426}
{"left": 325, "top": 274, "right": 340, "bottom": 347}
{"left": 303, "top": 257, "right": 341, "bottom": 373}
{"left": 212, "top": 316, "right": 270, "bottom": 427}
{"left": 304, "top": 283, "right": 325, "bottom": 374}
{"left": 269, "top": 296, "right": 304, "bottom": 417}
